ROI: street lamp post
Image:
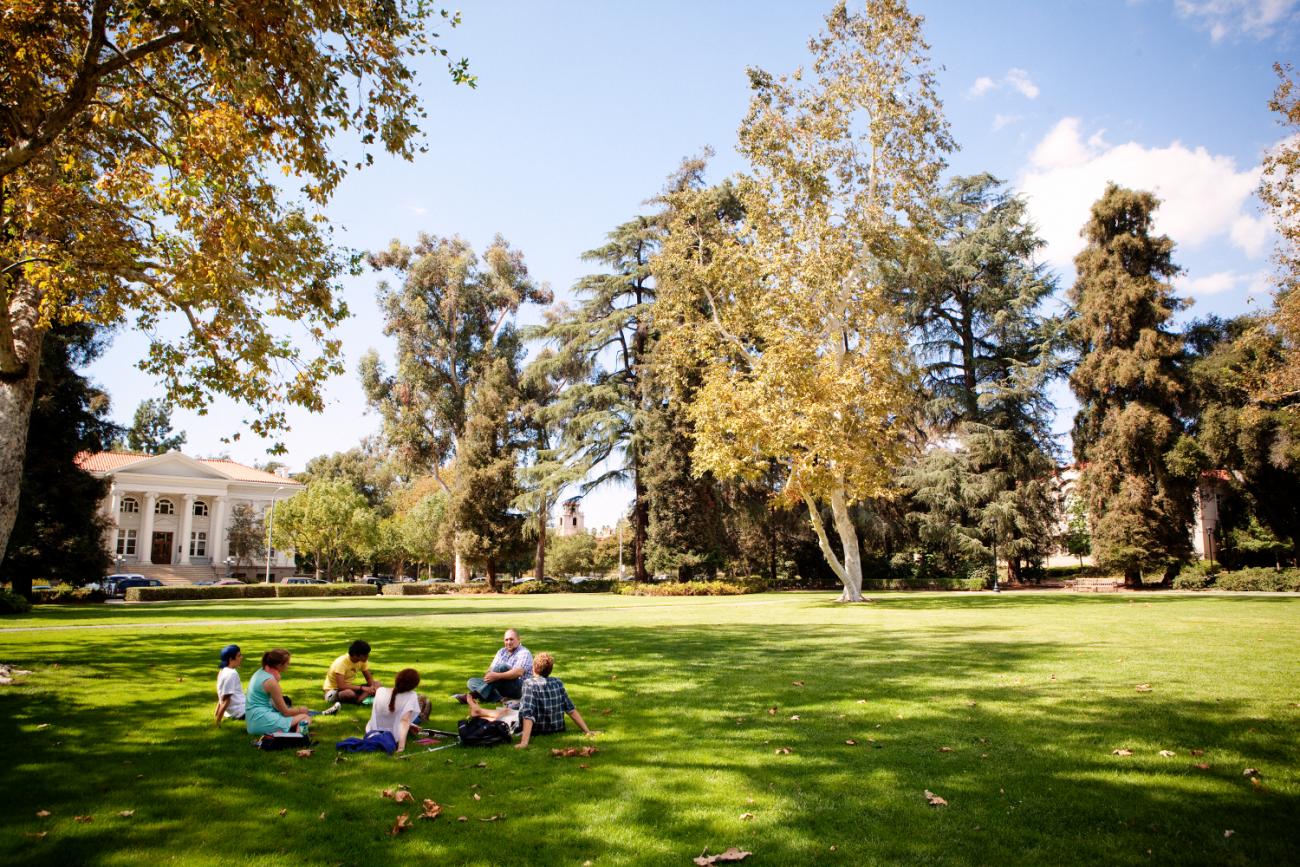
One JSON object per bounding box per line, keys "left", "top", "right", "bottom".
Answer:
{"left": 264, "top": 486, "right": 286, "bottom": 583}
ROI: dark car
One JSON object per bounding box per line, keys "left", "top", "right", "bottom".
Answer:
{"left": 109, "top": 576, "right": 163, "bottom": 597}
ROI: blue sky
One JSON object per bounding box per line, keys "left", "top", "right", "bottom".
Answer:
{"left": 87, "top": 0, "right": 1299, "bottom": 527}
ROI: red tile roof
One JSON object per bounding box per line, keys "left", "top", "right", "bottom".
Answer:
{"left": 75, "top": 452, "right": 300, "bottom": 486}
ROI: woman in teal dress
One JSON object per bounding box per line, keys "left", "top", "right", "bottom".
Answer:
{"left": 246, "top": 648, "right": 311, "bottom": 735}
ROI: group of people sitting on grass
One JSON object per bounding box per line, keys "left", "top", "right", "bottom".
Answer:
{"left": 213, "top": 629, "right": 594, "bottom": 752}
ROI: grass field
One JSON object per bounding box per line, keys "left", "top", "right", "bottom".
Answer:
{"left": 1, "top": 591, "right": 1297, "bottom": 866}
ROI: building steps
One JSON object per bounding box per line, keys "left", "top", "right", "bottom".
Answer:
{"left": 129, "top": 564, "right": 219, "bottom": 586}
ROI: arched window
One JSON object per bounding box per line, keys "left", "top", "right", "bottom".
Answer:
{"left": 193, "top": 500, "right": 209, "bottom": 517}
{"left": 120, "top": 497, "right": 139, "bottom": 514}
{"left": 155, "top": 498, "right": 175, "bottom": 515}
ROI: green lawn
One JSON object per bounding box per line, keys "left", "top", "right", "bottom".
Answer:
{"left": 1, "top": 592, "right": 1297, "bottom": 866}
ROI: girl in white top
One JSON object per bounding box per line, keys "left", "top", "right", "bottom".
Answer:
{"left": 366, "top": 667, "right": 422, "bottom": 752}
{"left": 214, "top": 644, "right": 245, "bottom": 725}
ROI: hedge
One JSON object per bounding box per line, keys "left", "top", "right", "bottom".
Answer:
{"left": 32, "top": 585, "right": 107, "bottom": 604}
{"left": 860, "top": 577, "right": 986, "bottom": 591}
{"left": 273, "top": 583, "right": 379, "bottom": 598}
{"left": 127, "top": 584, "right": 274, "bottom": 602}
{"left": 0, "top": 588, "right": 32, "bottom": 614}
{"left": 1211, "top": 567, "right": 1300, "bottom": 592}
{"left": 616, "top": 580, "right": 753, "bottom": 596}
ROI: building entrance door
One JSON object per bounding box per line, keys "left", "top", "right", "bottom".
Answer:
{"left": 151, "top": 532, "right": 174, "bottom": 565}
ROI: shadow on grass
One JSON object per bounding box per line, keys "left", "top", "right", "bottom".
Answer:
{"left": 1, "top": 617, "right": 1296, "bottom": 865}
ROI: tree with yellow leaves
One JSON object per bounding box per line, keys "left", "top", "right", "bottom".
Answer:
{"left": 1259, "top": 62, "right": 1300, "bottom": 406}
{"left": 656, "top": 0, "right": 952, "bottom": 601}
{"left": 0, "top": 1, "right": 472, "bottom": 564}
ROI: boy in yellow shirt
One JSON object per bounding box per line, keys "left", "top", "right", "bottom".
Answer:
{"left": 323, "top": 640, "right": 380, "bottom": 704}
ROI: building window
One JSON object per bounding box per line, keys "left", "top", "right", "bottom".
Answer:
{"left": 156, "top": 498, "right": 174, "bottom": 515}
{"left": 120, "top": 497, "right": 138, "bottom": 514}
{"left": 116, "top": 529, "right": 137, "bottom": 556}
{"left": 193, "top": 500, "right": 209, "bottom": 517}
{"left": 189, "top": 532, "right": 207, "bottom": 557}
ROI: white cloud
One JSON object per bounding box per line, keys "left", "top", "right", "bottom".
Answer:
{"left": 1018, "top": 117, "right": 1270, "bottom": 269}
{"left": 993, "top": 113, "right": 1021, "bottom": 131}
{"left": 406, "top": 205, "right": 428, "bottom": 216}
{"left": 1005, "top": 68, "right": 1040, "bottom": 99}
{"left": 1174, "top": 0, "right": 1299, "bottom": 41}
{"left": 1175, "top": 270, "right": 1250, "bottom": 296}
{"left": 968, "top": 68, "right": 1040, "bottom": 100}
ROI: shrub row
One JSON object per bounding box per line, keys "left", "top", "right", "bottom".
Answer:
{"left": 504, "top": 579, "right": 620, "bottom": 595}
{"left": 616, "top": 580, "right": 753, "bottom": 596}
{"left": 861, "top": 577, "right": 987, "bottom": 591}
{"left": 1172, "top": 564, "right": 1300, "bottom": 592}
{"left": 125, "top": 583, "right": 383, "bottom": 602}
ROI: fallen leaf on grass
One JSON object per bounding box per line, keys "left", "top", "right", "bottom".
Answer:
{"left": 791, "top": 680, "right": 804, "bottom": 687}
{"left": 694, "top": 847, "right": 753, "bottom": 865}
{"left": 1191, "top": 749, "right": 1205, "bottom": 756}
{"left": 579, "top": 763, "right": 590, "bottom": 769}
{"left": 1243, "top": 768, "right": 1261, "bottom": 777}
{"left": 74, "top": 815, "right": 93, "bottom": 823}
{"left": 856, "top": 699, "right": 867, "bottom": 704}
{"left": 277, "top": 808, "right": 287, "bottom": 817}
{"left": 475, "top": 762, "right": 487, "bottom": 768}
{"left": 479, "top": 815, "right": 501, "bottom": 822}
{"left": 600, "top": 708, "right": 612, "bottom": 716}
{"left": 789, "top": 715, "right": 800, "bottom": 721}
{"left": 1112, "top": 749, "right": 1133, "bottom": 756}
{"left": 473, "top": 793, "right": 481, "bottom": 801}
{"left": 176, "top": 677, "right": 184, "bottom": 682}
{"left": 924, "top": 790, "right": 948, "bottom": 807}
{"left": 740, "top": 812, "right": 754, "bottom": 820}
{"left": 35, "top": 810, "right": 50, "bottom": 818}
{"left": 1194, "top": 763, "right": 1211, "bottom": 770}
{"left": 966, "top": 701, "right": 977, "bottom": 707}
{"left": 296, "top": 749, "right": 313, "bottom": 758}
{"left": 457, "top": 816, "right": 468, "bottom": 822}
{"left": 118, "top": 810, "right": 134, "bottom": 818}
{"left": 1224, "top": 830, "right": 1234, "bottom": 838}
{"left": 1135, "top": 684, "right": 1152, "bottom": 693}
{"left": 939, "top": 747, "right": 954, "bottom": 753}
{"left": 1250, "top": 777, "right": 1263, "bottom": 788}
{"left": 845, "top": 739, "right": 857, "bottom": 746}
{"left": 36, "top": 724, "right": 50, "bottom": 731}
{"left": 774, "top": 747, "right": 792, "bottom": 755}
{"left": 25, "top": 832, "right": 47, "bottom": 840}
{"left": 829, "top": 845, "right": 838, "bottom": 851}
{"left": 1158, "top": 750, "right": 1176, "bottom": 758}
{"left": 318, "top": 812, "right": 326, "bottom": 821}
{"left": 393, "top": 790, "right": 414, "bottom": 804}
{"left": 419, "top": 800, "right": 442, "bottom": 820}
{"left": 768, "top": 706, "right": 777, "bottom": 715}
{"left": 390, "top": 814, "right": 412, "bottom": 836}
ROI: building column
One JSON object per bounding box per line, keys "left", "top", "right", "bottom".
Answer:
{"left": 104, "top": 485, "right": 121, "bottom": 553}
{"left": 139, "top": 492, "right": 157, "bottom": 564}
{"left": 179, "top": 494, "right": 195, "bottom": 565}
{"left": 210, "top": 495, "right": 227, "bottom": 565}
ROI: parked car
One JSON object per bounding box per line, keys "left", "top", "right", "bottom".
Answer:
{"left": 284, "top": 576, "right": 327, "bottom": 585}
{"left": 104, "top": 573, "right": 147, "bottom": 597}
{"left": 360, "top": 576, "right": 394, "bottom": 588}
{"left": 108, "top": 575, "right": 163, "bottom": 597}
{"left": 213, "top": 579, "right": 245, "bottom": 586}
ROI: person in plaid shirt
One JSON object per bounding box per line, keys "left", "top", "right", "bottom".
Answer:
{"left": 515, "top": 652, "right": 595, "bottom": 749}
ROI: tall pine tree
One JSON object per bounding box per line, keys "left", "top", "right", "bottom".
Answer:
{"left": 1069, "top": 184, "right": 1194, "bottom": 584}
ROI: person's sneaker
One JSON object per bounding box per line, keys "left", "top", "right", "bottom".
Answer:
{"left": 361, "top": 696, "right": 374, "bottom": 707}
{"left": 320, "top": 701, "right": 342, "bottom": 716}
{"left": 451, "top": 693, "right": 468, "bottom": 704}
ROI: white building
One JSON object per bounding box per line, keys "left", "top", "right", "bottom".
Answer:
{"left": 556, "top": 498, "right": 585, "bottom": 538}
{"left": 77, "top": 451, "right": 303, "bottom": 582}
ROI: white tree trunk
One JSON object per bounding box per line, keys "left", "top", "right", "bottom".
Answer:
{"left": 802, "top": 488, "right": 864, "bottom": 601}
{"left": 829, "top": 486, "right": 865, "bottom": 602}
{"left": 454, "top": 549, "right": 470, "bottom": 584}
{"left": 0, "top": 311, "right": 43, "bottom": 578}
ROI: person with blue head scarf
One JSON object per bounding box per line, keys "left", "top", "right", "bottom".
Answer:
{"left": 215, "top": 644, "right": 245, "bottom": 725}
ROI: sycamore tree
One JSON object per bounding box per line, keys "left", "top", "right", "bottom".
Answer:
{"left": 1259, "top": 62, "right": 1300, "bottom": 406}
{"left": 0, "top": 1, "right": 472, "bottom": 564}
{"left": 658, "top": 0, "right": 952, "bottom": 602}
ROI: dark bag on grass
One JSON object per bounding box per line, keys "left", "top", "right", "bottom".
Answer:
{"left": 256, "top": 731, "right": 311, "bottom": 751}
{"left": 457, "top": 717, "right": 511, "bottom": 747}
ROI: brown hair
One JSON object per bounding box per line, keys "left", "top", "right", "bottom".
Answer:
{"left": 390, "top": 668, "right": 420, "bottom": 712}
{"left": 533, "top": 652, "right": 554, "bottom": 677}
{"left": 261, "top": 648, "right": 291, "bottom": 670}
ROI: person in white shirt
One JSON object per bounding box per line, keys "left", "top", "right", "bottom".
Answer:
{"left": 214, "top": 644, "right": 246, "bottom": 725}
{"left": 366, "top": 668, "right": 424, "bottom": 752}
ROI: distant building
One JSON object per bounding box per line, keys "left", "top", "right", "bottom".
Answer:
{"left": 556, "top": 498, "right": 585, "bottom": 538}
{"left": 76, "top": 451, "right": 302, "bottom": 582}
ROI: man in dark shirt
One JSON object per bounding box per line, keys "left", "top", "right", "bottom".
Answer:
{"left": 515, "top": 652, "right": 595, "bottom": 749}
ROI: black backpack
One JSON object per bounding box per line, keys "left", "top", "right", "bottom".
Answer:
{"left": 255, "top": 731, "right": 312, "bottom": 751}
{"left": 457, "top": 717, "right": 512, "bottom": 747}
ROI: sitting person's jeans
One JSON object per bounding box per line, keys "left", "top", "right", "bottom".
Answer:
{"left": 468, "top": 663, "right": 523, "bottom": 702}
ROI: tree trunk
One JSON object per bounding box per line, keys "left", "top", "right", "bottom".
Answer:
{"left": 534, "top": 491, "right": 547, "bottom": 581}
{"left": 632, "top": 464, "right": 648, "bottom": 582}
{"left": 829, "top": 487, "right": 864, "bottom": 602}
{"left": 486, "top": 556, "right": 497, "bottom": 591}
{"left": 0, "top": 293, "right": 43, "bottom": 594}
{"left": 454, "top": 548, "right": 470, "bottom": 583}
